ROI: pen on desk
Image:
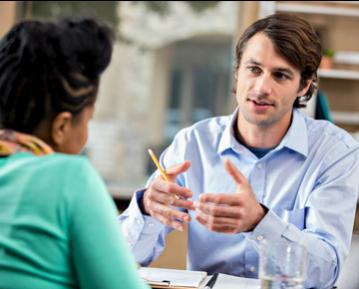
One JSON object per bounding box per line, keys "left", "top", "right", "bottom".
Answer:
{"left": 148, "top": 149, "right": 170, "bottom": 182}
{"left": 204, "top": 272, "right": 219, "bottom": 289}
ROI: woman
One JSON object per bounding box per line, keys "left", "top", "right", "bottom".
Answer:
{"left": 0, "top": 18, "right": 149, "bottom": 289}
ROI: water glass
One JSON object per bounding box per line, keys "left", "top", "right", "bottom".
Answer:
{"left": 259, "top": 239, "right": 307, "bottom": 289}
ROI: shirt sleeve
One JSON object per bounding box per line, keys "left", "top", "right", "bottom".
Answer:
{"left": 67, "top": 159, "right": 149, "bottom": 289}
{"left": 119, "top": 188, "right": 170, "bottom": 265}
{"left": 251, "top": 148, "right": 359, "bottom": 289}
{"left": 118, "top": 131, "right": 189, "bottom": 265}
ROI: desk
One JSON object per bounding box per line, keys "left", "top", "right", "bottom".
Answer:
{"left": 200, "top": 274, "right": 260, "bottom": 289}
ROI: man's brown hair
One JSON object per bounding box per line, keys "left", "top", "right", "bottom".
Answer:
{"left": 235, "top": 13, "right": 322, "bottom": 108}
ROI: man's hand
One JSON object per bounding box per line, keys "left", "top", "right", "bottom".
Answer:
{"left": 194, "top": 159, "right": 266, "bottom": 233}
{"left": 142, "top": 161, "right": 194, "bottom": 231}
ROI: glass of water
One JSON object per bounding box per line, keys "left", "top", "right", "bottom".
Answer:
{"left": 259, "top": 239, "right": 307, "bottom": 289}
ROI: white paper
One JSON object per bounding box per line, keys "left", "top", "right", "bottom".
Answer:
{"left": 140, "top": 267, "right": 207, "bottom": 288}
{"left": 200, "top": 273, "right": 260, "bottom": 289}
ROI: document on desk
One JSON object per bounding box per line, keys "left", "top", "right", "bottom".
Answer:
{"left": 205, "top": 273, "right": 260, "bottom": 289}
{"left": 139, "top": 267, "right": 207, "bottom": 289}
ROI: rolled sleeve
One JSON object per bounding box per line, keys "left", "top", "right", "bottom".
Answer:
{"left": 119, "top": 189, "right": 166, "bottom": 265}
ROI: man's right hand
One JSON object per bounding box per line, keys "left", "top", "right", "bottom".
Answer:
{"left": 141, "top": 161, "right": 194, "bottom": 231}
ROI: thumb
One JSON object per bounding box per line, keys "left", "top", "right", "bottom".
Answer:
{"left": 165, "top": 161, "right": 191, "bottom": 179}
{"left": 224, "top": 159, "right": 247, "bottom": 185}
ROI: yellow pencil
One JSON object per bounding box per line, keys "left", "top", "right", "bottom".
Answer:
{"left": 148, "top": 149, "right": 170, "bottom": 182}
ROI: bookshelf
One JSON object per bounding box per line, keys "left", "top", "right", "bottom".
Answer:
{"left": 260, "top": 1, "right": 359, "bottom": 130}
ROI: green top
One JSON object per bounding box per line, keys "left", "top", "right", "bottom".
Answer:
{"left": 0, "top": 152, "right": 149, "bottom": 289}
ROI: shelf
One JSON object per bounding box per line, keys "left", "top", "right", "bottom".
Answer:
{"left": 331, "top": 111, "right": 359, "bottom": 125}
{"left": 276, "top": 3, "right": 359, "bottom": 17}
{"left": 326, "top": 1, "right": 359, "bottom": 4}
{"left": 318, "top": 69, "right": 359, "bottom": 80}
{"left": 259, "top": 2, "right": 359, "bottom": 129}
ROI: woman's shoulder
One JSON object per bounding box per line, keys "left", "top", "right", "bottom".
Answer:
{"left": 33, "top": 152, "right": 91, "bottom": 168}
{"left": 44, "top": 153, "right": 92, "bottom": 168}
{"left": 7, "top": 152, "right": 98, "bottom": 181}
{"left": 44, "top": 153, "right": 101, "bottom": 181}
{"left": 24, "top": 153, "right": 107, "bottom": 203}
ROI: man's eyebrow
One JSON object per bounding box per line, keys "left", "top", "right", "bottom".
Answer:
{"left": 245, "top": 59, "right": 261, "bottom": 66}
{"left": 245, "top": 58, "right": 295, "bottom": 77}
{"left": 274, "top": 68, "right": 294, "bottom": 77}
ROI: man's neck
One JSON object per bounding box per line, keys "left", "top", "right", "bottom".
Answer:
{"left": 235, "top": 112, "right": 293, "bottom": 149}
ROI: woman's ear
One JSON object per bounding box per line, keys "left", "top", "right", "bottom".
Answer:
{"left": 51, "top": 112, "right": 73, "bottom": 147}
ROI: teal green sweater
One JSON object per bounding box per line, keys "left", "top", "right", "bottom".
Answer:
{"left": 0, "top": 153, "right": 149, "bottom": 289}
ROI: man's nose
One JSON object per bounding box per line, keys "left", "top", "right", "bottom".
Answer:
{"left": 254, "top": 74, "right": 272, "bottom": 96}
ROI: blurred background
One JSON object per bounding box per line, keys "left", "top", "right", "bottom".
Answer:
{"left": 1, "top": 2, "right": 359, "bottom": 285}
{"left": 1, "top": 1, "right": 239, "bottom": 202}
{"left": 1, "top": 0, "right": 359, "bottom": 204}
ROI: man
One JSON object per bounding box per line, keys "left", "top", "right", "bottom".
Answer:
{"left": 120, "top": 14, "right": 359, "bottom": 289}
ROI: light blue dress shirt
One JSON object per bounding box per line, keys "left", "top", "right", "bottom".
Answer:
{"left": 119, "top": 109, "right": 359, "bottom": 289}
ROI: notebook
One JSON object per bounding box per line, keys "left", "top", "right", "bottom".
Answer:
{"left": 139, "top": 267, "right": 207, "bottom": 289}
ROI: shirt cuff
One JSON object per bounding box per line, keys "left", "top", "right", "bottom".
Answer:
{"left": 130, "top": 188, "right": 165, "bottom": 235}
{"left": 251, "top": 210, "right": 288, "bottom": 243}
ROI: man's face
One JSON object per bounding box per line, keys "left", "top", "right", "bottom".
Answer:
{"left": 236, "top": 32, "right": 310, "bottom": 129}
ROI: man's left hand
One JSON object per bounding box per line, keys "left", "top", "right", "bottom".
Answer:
{"left": 194, "top": 159, "right": 266, "bottom": 233}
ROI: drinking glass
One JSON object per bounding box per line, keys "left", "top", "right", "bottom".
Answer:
{"left": 259, "top": 239, "right": 307, "bottom": 289}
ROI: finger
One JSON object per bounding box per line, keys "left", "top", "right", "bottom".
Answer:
{"left": 198, "top": 193, "right": 242, "bottom": 206}
{"left": 206, "top": 225, "right": 238, "bottom": 234}
{"left": 151, "top": 202, "right": 191, "bottom": 223}
{"left": 165, "top": 161, "right": 191, "bottom": 178}
{"left": 195, "top": 211, "right": 213, "bottom": 229}
{"left": 156, "top": 213, "right": 184, "bottom": 231}
{"left": 194, "top": 201, "right": 241, "bottom": 217}
{"left": 172, "top": 198, "right": 195, "bottom": 211}
{"left": 195, "top": 210, "right": 241, "bottom": 227}
{"left": 147, "top": 190, "right": 176, "bottom": 206}
{"left": 152, "top": 179, "right": 193, "bottom": 199}
{"left": 145, "top": 185, "right": 176, "bottom": 208}
{"left": 211, "top": 216, "right": 242, "bottom": 227}
{"left": 224, "top": 159, "right": 248, "bottom": 185}
{"left": 195, "top": 213, "right": 237, "bottom": 234}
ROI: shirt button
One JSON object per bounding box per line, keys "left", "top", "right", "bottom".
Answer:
{"left": 148, "top": 222, "right": 154, "bottom": 227}
{"left": 257, "top": 163, "right": 262, "bottom": 169}
{"left": 249, "top": 266, "right": 256, "bottom": 272}
{"left": 135, "top": 218, "right": 141, "bottom": 225}
{"left": 256, "top": 235, "right": 264, "bottom": 241}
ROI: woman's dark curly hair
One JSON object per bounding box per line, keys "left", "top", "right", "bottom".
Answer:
{"left": 0, "top": 17, "right": 113, "bottom": 133}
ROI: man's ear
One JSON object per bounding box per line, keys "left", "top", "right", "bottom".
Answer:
{"left": 51, "top": 112, "right": 73, "bottom": 146}
{"left": 298, "top": 79, "right": 313, "bottom": 97}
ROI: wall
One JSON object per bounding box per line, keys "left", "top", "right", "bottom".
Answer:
{"left": 0, "top": 1, "right": 17, "bottom": 37}
{"left": 89, "top": 1, "right": 240, "bottom": 198}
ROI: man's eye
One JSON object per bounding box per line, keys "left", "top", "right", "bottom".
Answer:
{"left": 274, "top": 72, "right": 290, "bottom": 80}
{"left": 248, "top": 66, "right": 261, "bottom": 74}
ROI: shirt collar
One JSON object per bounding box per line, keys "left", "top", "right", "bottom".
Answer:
{"left": 218, "top": 108, "right": 244, "bottom": 155}
{"left": 277, "top": 109, "right": 308, "bottom": 157}
{"left": 217, "top": 108, "right": 308, "bottom": 157}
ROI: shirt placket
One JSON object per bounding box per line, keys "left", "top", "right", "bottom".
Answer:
{"left": 243, "top": 160, "right": 266, "bottom": 276}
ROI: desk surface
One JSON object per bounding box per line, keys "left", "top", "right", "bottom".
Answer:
{"left": 201, "top": 274, "right": 260, "bottom": 289}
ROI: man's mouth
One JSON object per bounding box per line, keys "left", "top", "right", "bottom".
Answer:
{"left": 248, "top": 99, "right": 274, "bottom": 106}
